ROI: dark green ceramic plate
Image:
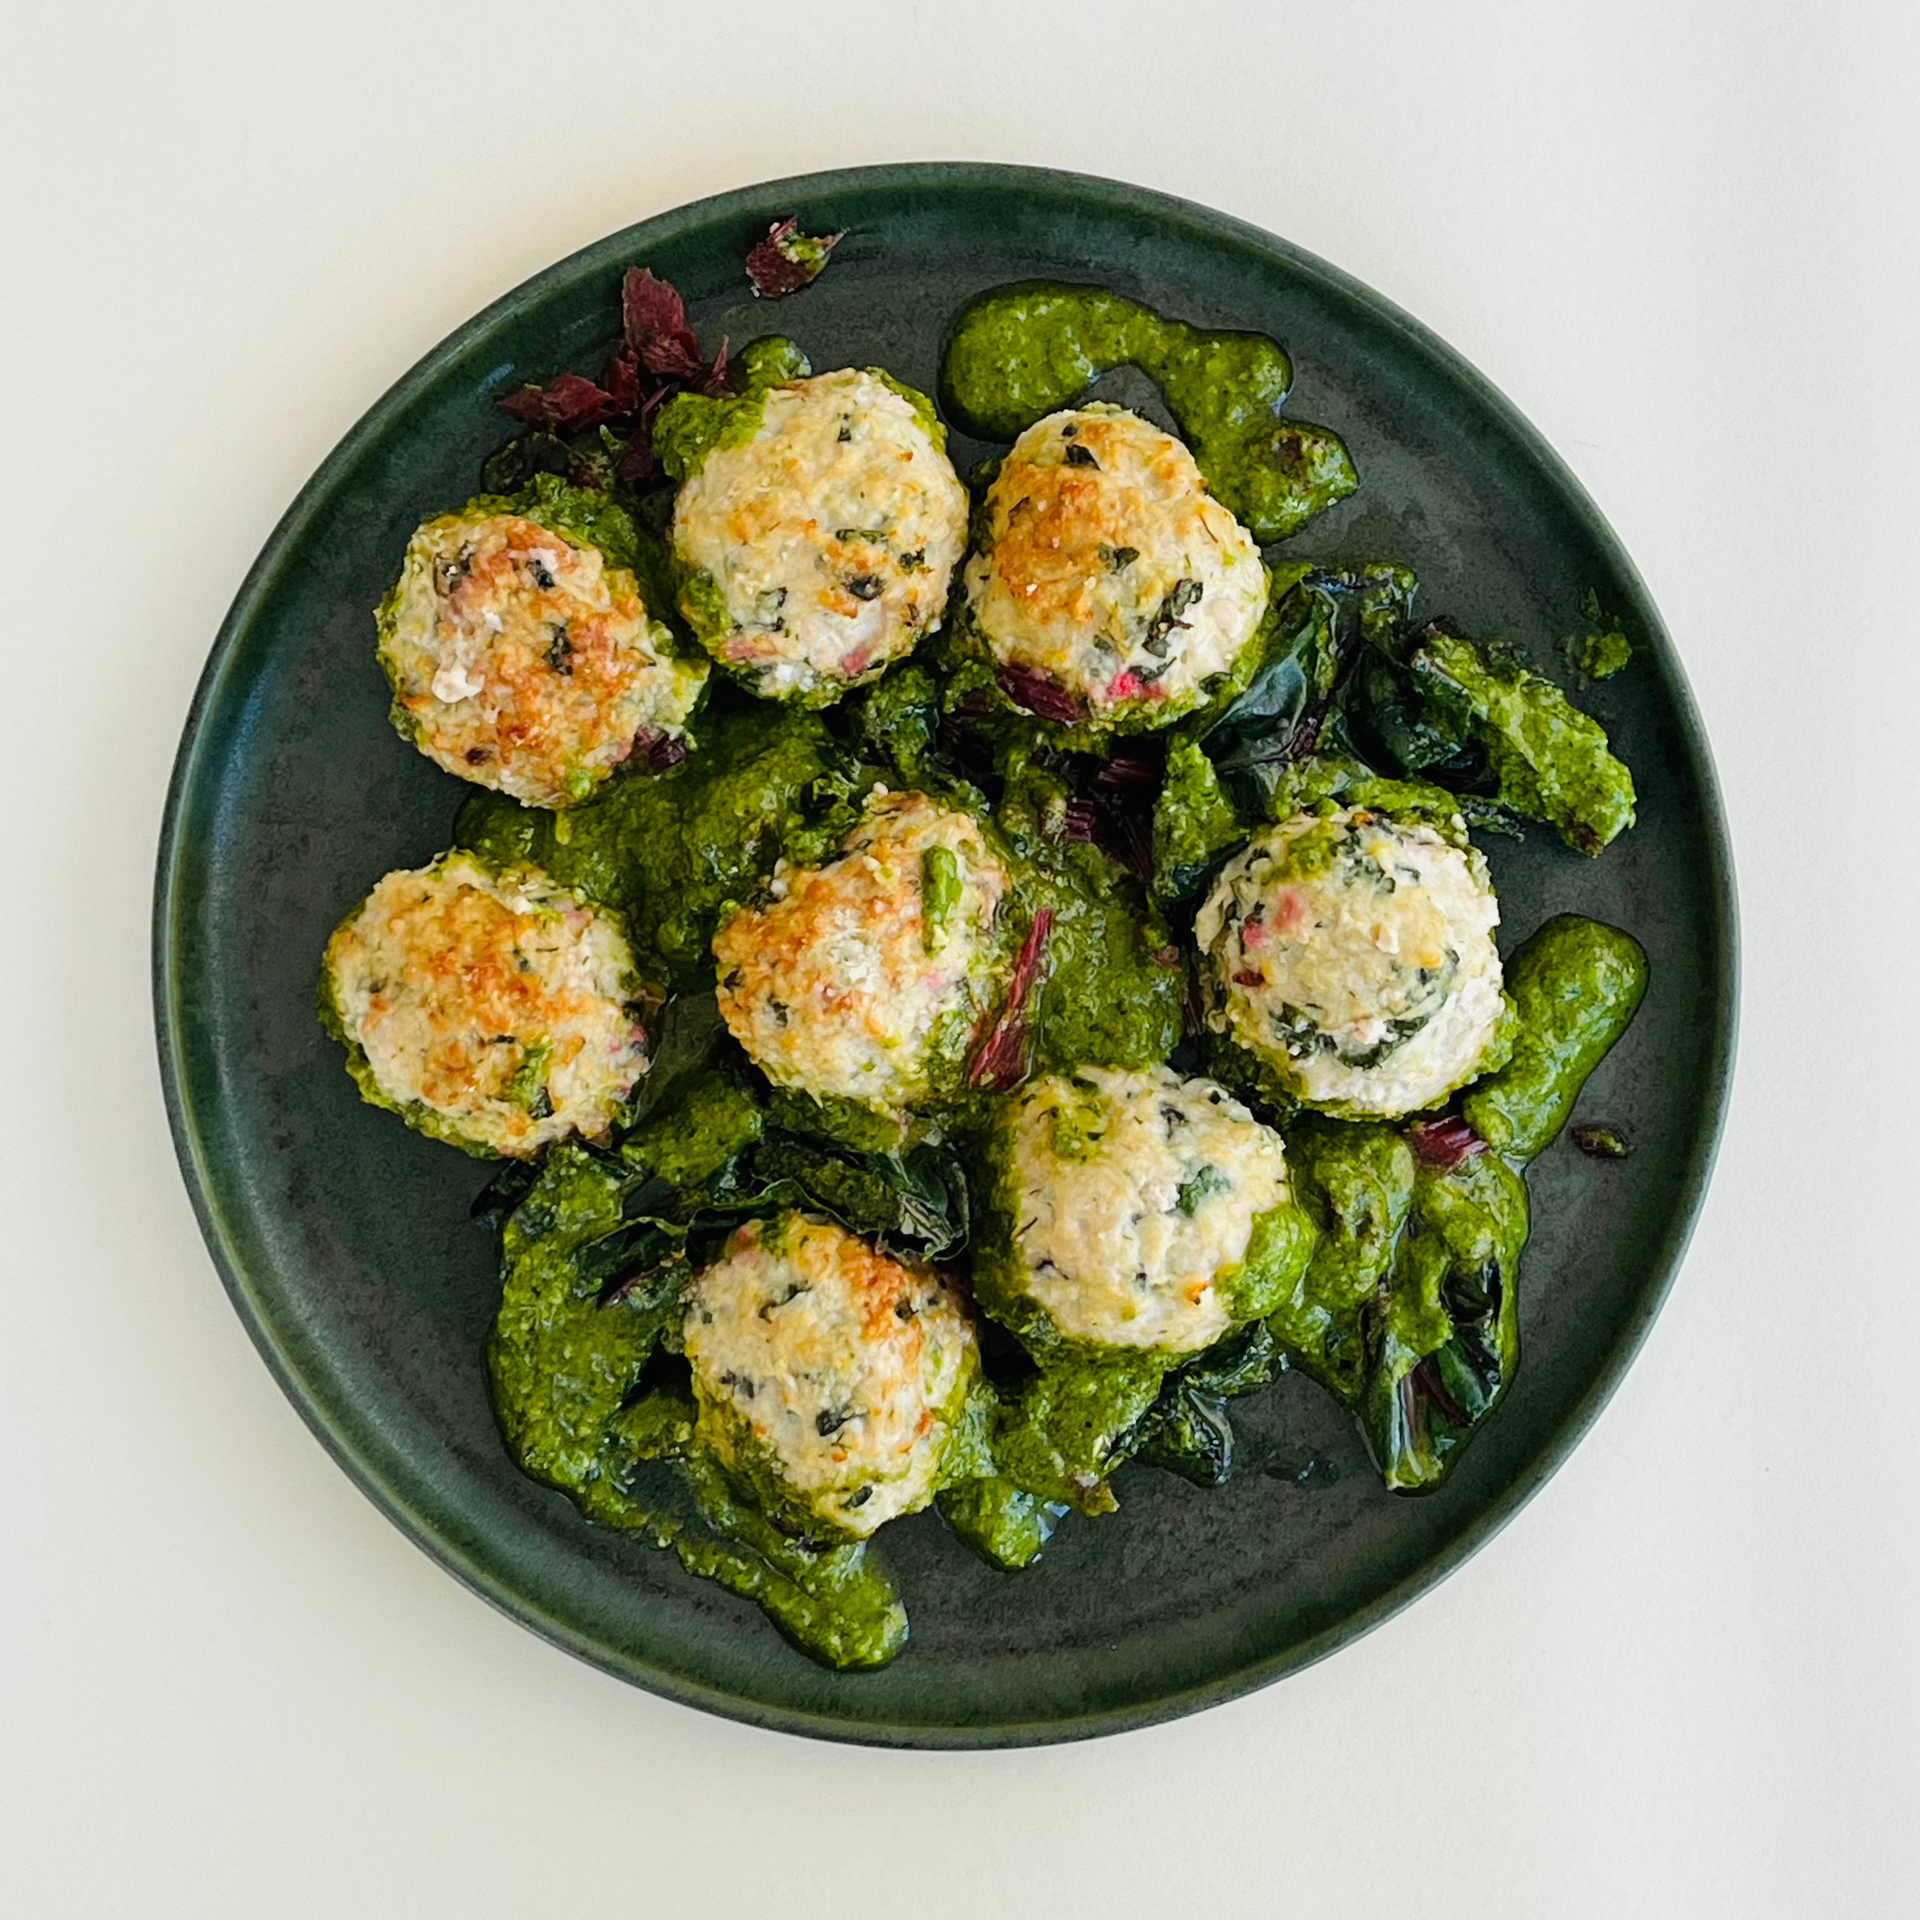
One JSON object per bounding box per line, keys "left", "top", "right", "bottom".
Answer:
{"left": 154, "top": 163, "right": 1736, "bottom": 1747}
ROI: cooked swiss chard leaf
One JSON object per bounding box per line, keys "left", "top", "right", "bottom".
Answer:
{"left": 734, "top": 1133, "right": 971, "bottom": 1260}
{"left": 1130, "top": 1321, "right": 1288, "bottom": 1486}
{"left": 744, "top": 217, "right": 845, "bottom": 299}
{"left": 1354, "top": 1150, "right": 1529, "bottom": 1492}
{"left": 1189, "top": 562, "right": 1415, "bottom": 820}
{"left": 1401, "top": 623, "right": 1637, "bottom": 854}
{"left": 622, "top": 993, "right": 731, "bottom": 1130}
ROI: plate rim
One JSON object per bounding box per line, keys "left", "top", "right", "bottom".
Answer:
{"left": 152, "top": 159, "right": 1740, "bottom": 1748}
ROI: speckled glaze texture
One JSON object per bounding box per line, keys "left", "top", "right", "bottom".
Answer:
{"left": 154, "top": 163, "right": 1737, "bottom": 1748}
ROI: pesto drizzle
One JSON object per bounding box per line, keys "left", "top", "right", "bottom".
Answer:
{"left": 941, "top": 282, "right": 1358, "bottom": 541}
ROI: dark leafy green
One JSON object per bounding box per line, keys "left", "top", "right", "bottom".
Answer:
{"left": 741, "top": 1133, "right": 970, "bottom": 1261}
{"left": 1401, "top": 624, "right": 1637, "bottom": 855}
{"left": 1356, "top": 1151, "right": 1529, "bottom": 1491}
{"left": 1130, "top": 1322, "right": 1287, "bottom": 1486}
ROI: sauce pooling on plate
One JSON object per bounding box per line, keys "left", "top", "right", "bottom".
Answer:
{"left": 941, "top": 282, "right": 1358, "bottom": 542}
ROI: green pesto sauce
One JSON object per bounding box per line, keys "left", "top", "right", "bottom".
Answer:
{"left": 1034, "top": 873, "right": 1185, "bottom": 1072}
{"left": 941, "top": 282, "right": 1358, "bottom": 542}
{"left": 485, "top": 1071, "right": 909, "bottom": 1669}
{"left": 1575, "top": 627, "right": 1633, "bottom": 679}
{"left": 1214, "top": 1194, "right": 1319, "bottom": 1325}
{"left": 651, "top": 337, "right": 810, "bottom": 485}
{"left": 1151, "top": 737, "right": 1243, "bottom": 901}
{"left": 1407, "top": 627, "right": 1637, "bottom": 855}
{"left": 672, "top": 1447, "right": 908, "bottom": 1669}
{"left": 454, "top": 701, "right": 837, "bottom": 985}
{"left": 992, "top": 750, "right": 1186, "bottom": 1071}
{"left": 654, "top": 387, "right": 774, "bottom": 487}
{"left": 1463, "top": 915, "right": 1649, "bottom": 1160}
{"left": 935, "top": 1473, "right": 1066, "bottom": 1570}
{"left": 989, "top": 1352, "right": 1172, "bottom": 1515}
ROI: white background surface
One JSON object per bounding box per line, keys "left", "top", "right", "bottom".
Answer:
{"left": 4, "top": 2, "right": 1916, "bottom": 1913}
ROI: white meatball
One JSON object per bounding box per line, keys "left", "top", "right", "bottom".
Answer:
{"left": 711, "top": 791, "right": 1014, "bottom": 1112}
{"left": 989, "top": 1066, "right": 1293, "bottom": 1354}
{"left": 684, "top": 1214, "right": 980, "bottom": 1539}
{"left": 672, "top": 369, "right": 969, "bottom": 704}
{"left": 378, "top": 504, "right": 706, "bottom": 807}
{"left": 1195, "top": 808, "right": 1508, "bottom": 1117}
{"left": 321, "top": 853, "right": 651, "bottom": 1156}
{"left": 961, "top": 404, "right": 1268, "bottom": 729}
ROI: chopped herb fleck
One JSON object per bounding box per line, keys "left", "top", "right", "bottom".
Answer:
{"left": 1143, "top": 578, "right": 1204, "bottom": 655}
{"left": 1176, "top": 1165, "right": 1231, "bottom": 1215}
{"left": 920, "top": 845, "right": 963, "bottom": 954}
{"left": 1571, "top": 1122, "right": 1632, "bottom": 1158}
